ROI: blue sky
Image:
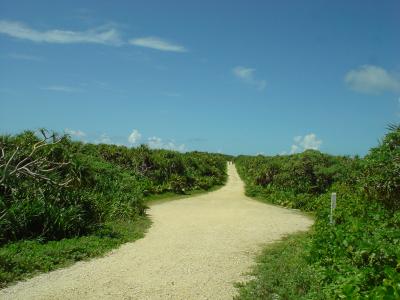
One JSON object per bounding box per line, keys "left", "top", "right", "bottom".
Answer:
{"left": 0, "top": 0, "right": 399, "bottom": 156}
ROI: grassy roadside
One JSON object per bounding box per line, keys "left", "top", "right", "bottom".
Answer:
{"left": 235, "top": 232, "right": 322, "bottom": 300}
{"left": 235, "top": 188, "right": 318, "bottom": 299}
{"left": 234, "top": 162, "right": 318, "bottom": 299}
{"left": 145, "top": 184, "right": 224, "bottom": 206}
{"left": 244, "top": 191, "right": 315, "bottom": 220}
{"left": 235, "top": 126, "right": 400, "bottom": 298}
{"left": 0, "top": 184, "right": 226, "bottom": 289}
{"left": 1, "top": 131, "right": 230, "bottom": 289}
{"left": 0, "top": 217, "right": 150, "bottom": 288}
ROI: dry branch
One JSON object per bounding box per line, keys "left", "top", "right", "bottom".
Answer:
{"left": 0, "top": 130, "right": 73, "bottom": 186}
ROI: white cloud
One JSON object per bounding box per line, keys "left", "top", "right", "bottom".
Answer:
{"left": 65, "top": 128, "right": 86, "bottom": 138}
{"left": 233, "top": 66, "right": 266, "bottom": 90}
{"left": 41, "top": 86, "right": 82, "bottom": 92}
{"left": 290, "top": 133, "right": 322, "bottom": 154}
{"left": 345, "top": 65, "right": 400, "bottom": 94}
{"left": 0, "top": 20, "right": 189, "bottom": 53}
{"left": 96, "top": 133, "right": 112, "bottom": 144}
{"left": 290, "top": 144, "right": 300, "bottom": 154}
{"left": 147, "top": 136, "right": 185, "bottom": 152}
{"left": 300, "top": 134, "right": 322, "bottom": 150}
{"left": 0, "top": 20, "right": 122, "bottom": 45}
{"left": 129, "top": 37, "right": 187, "bottom": 52}
{"left": 233, "top": 66, "right": 253, "bottom": 79}
{"left": 147, "top": 136, "right": 163, "bottom": 148}
{"left": 128, "top": 129, "right": 141, "bottom": 144}
{"left": 293, "top": 136, "right": 302, "bottom": 143}
{"left": 8, "top": 53, "right": 43, "bottom": 61}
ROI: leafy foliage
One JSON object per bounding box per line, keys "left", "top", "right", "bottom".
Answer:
{"left": 236, "top": 150, "right": 361, "bottom": 211}
{"left": 362, "top": 124, "right": 400, "bottom": 211}
{"left": 0, "top": 130, "right": 228, "bottom": 286}
{"left": 0, "top": 130, "right": 228, "bottom": 245}
{"left": 0, "top": 218, "right": 150, "bottom": 288}
{"left": 235, "top": 125, "right": 400, "bottom": 299}
{"left": 235, "top": 233, "right": 322, "bottom": 300}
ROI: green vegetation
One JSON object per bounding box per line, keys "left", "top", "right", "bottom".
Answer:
{"left": 144, "top": 183, "right": 224, "bottom": 206}
{"left": 235, "top": 233, "right": 321, "bottom": 299}
{"left": 0, "top": 129, "right": 229, "bottom": 287}
{"left": 235, "top": 125, "right": 400, "bottom": 299}
{"left": 0, "top": 218, "right": 150, "bottom": 288}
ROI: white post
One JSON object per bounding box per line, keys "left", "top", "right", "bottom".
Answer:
{"left": 330, "top": 192, "right": 336, "bottom": 225}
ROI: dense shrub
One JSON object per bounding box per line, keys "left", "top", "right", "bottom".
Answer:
{"left": 362, "top": 124, "right": 400, "bottom": 211}
{"left": 0, "top": 130, "right": 228, "bottom": 246}
{"left": 236, "top": 150, "right": 361, "bottom": 211}
{"left": 235, "top": 125, "right": 400, "bottom": 298}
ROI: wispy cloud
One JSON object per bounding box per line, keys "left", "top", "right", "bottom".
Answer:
{"left": 128, "top": 129, "right": 142, "bottom": 144}
{"left": 95, "top": 133, "right": 112, "bottom": 144}
{"left": 233, "top": 66, "right": 266, "bottom": 90}
{"left": 65, "top": 128, "right": 86, "bottom": 138}
{"left": 0, "top": 20, "right": 122, "bottom": 45}
{"left": 290, "top": 133, "right": 322, "bottom": 154}
{"left": 147, "top": 136, "right": 186, "bottom": 152}
{"left": 345, "top": 65, "right": 400, "bottom": 94}
{"left": 129, "top": 37, "right": 187, "bottom": 52}
{"left": 41, "top": 85, "right": 82, "bottom": 93}
{"left": 8, "top": 53, "right": 43, "bottom": 61}
{"left": 0, "top": 20, "right": 188, "bottom": 53}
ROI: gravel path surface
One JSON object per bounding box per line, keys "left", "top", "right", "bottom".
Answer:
{"left": 0, "top": 164, "right": 313, "bottom": 300}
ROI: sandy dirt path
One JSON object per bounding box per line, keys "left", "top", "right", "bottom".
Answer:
{"left": 0, "top": 164, "right": 313, "bottom": 300}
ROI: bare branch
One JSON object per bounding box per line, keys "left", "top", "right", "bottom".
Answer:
{"left": 0, "top": 147, "right": 5, "bottom": 168}
{"left": 0, "top": 210, "right": 6, "bottom": 222}
{"left": 40, "top": 162, "right": 69, "bottom": 173}
{"left": 7, "top": 131, "right": 64, "bottom": 177}
{"left": 18, "top": 166, "right": 72, "bottom": 186}
{"left": 0, "top": 131, "right": 72, "bottom": 187}
{"left": 58, "top": 178, "right": 74, "bottom": 187}
{"left": 0, "top": 147, "right": 19, "bottom": 184}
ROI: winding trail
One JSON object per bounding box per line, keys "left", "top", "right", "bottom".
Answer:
{"left": 0, "top": 164, "right": 313, "bottom": 299}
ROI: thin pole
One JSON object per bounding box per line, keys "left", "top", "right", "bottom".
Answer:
{"left": 330, "top": 192, "right": 336, "bottom": 225}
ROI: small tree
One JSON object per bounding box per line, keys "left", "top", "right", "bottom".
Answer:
{"left": 362, "top": 124, "right": 400, "bottom": 210}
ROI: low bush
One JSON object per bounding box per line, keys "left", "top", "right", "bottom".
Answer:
{"left": 235, "top": 124, "right": 400, "bottom": 298}
{"left": 0, "top": 129, "right": 229, "bottom": 286}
